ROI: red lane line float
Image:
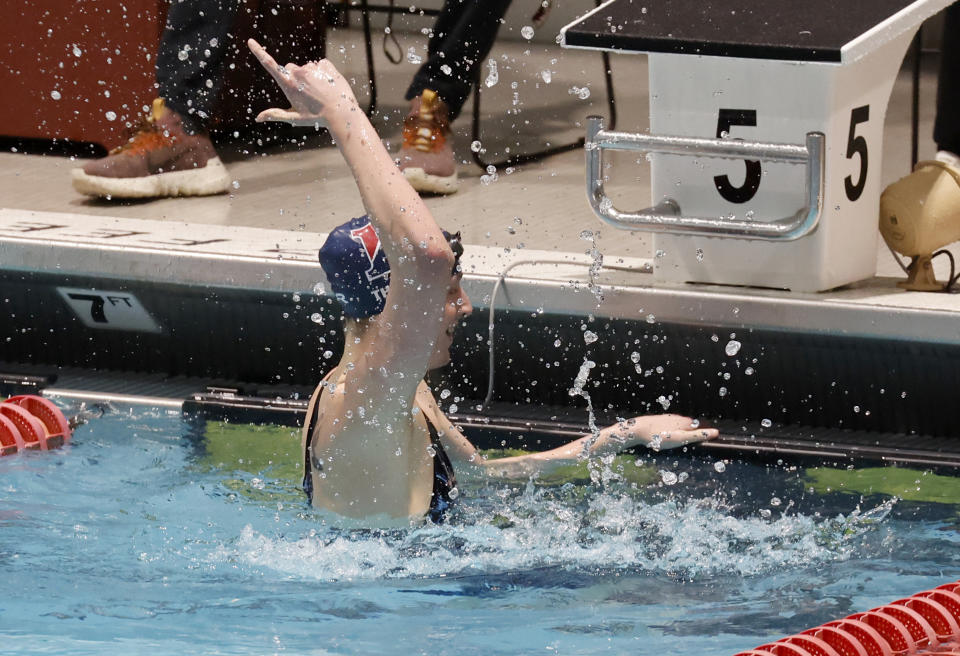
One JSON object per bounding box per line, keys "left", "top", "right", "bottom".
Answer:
{"left": 736, "top": 580, "right": 960, "bottom": 656}
{"left": 781, "top": 634, "right": 843, "bottom": 656}
{"left": 846, "top": 612, "right": 915, "bottom": 656}
{"left": 821, "top": 620, "right": 893, "bottom": 656}
{"left": 801, "top": 626, "right": 870, "bottom": 656}
{"left": 917, "top": 590, "right": 960, "bottom": 626}
{"left": 874, "top": 604, "right": 938, "bottom": 649}
{"left": 756, "top": 642, "right": 817, "bottom": 656}
{"left": 4, "top": 395, "right": 71, "bottom": 449}
{"left": 0, "top": 403, "right": 48, "bottom": 450}
{"left": 893, "top": 596, "right": 960, "bottom": 642}
{"left": 0, "top": 413, "right": 26, "bottom": 456}
{"left": 0, "top": 395, "right": 72, "bottom": 455}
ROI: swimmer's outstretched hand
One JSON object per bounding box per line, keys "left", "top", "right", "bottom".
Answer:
{"left": 610, "top": 414, "right": 719, "bottom": 451}
{"left": 247, "top": 38, "right": 358, "bottom": 128}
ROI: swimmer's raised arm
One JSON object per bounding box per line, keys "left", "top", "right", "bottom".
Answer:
{"left": 249, "top": 39, "right": 454, "bottom": 401}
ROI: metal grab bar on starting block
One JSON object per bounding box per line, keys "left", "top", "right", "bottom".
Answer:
{"left": 585, "top": 116, "right": 826, "bottom": 241}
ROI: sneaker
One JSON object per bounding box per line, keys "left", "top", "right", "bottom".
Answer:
{"left": 397, "top": 90, "right": 458, "bottom": 194}
{"left": 72, "top": 99, "right": 230, "bottom": 198}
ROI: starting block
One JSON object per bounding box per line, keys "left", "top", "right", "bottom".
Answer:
{"left": 562, "top": 0, "right": 953, "bottom": 291}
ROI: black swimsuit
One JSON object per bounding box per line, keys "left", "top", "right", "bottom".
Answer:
{"left": 302, "top": 391, "right": 458, "bottom": 523}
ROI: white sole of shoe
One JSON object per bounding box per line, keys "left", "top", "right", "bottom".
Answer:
{"left": 71, "top": 157, "right": 231, "bottom": 198}
{"left": 402, "top": 167, "right": 459, "bottom": 195}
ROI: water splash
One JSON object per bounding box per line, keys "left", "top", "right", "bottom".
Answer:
{"left": 214, "top": 491, "right": 897, "bottom": 583}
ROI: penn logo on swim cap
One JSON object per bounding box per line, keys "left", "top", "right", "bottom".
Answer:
{"left": 318, "top": 216, "right": 391, "bottom": 318}
{"left": 318, "top": 216, "right": 464, "bottom": 319}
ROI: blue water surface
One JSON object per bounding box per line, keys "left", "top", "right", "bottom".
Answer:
{"left": 1, "top": 404, "right": 959, "bottom": 655}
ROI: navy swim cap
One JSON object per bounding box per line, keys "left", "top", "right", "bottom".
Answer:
{"left": 319, "top": 216, "right": 391, "bottom": 318}
{"left": 318, "top": 216, "right": 463, "bottom": 319}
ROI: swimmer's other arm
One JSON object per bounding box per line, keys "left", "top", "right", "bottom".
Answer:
{"left": 474, "top": 415, "right": 718, "bottom": 480}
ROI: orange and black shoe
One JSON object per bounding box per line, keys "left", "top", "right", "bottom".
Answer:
{"left": 71, "top": 99, "right": 230, "bottom": 199}
{"left": 397, "top": 89, "right": 458, "bottom": 195}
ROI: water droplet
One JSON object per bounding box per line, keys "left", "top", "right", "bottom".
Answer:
{"left": 725, "top": 340, "right": 741, "bottom": 356}
{"left": 770, "top": 497, "right": 782, "bottom": 507}
{"left": 630, "top": 351, "right": 640, "bottom": 363}
{"left": 718, "top": 387, "right": 728, "bottom": 397}
{"left": 448, "top": 403, "right": 458, "bottom": 413}
{"left": 714, "top": 461, "right": 726, "bottom": 473}
{"left": 72, "top": 45, "right": 82, "bottom": 57}
{"left": 744, "top": 367, "right": 755, "bottom": 376}
{"left": 660, "top": 470, "right": 678, "bottom": 485}
{"left": 406, "top": 47, "right": 422, "bottom": 65}
{"left": 310, "top": 312, "right": 324, "bottom": 324}
{"left": 231, "top": 180, "right": 240, "bottom": 189}
{"left": 426, "top": 444, "right": 436, "bottom": 457}
{"left": 761, "top": 418, "right": 772, "bottom": 428}
{"left": 50, "top": 90, "right": 61, "bottom": 101}
{"left": 440, "top": 388, "right": 451, "bottom": 399}
{"left": 484, "top": 59, "right": 498, "bottom": 87}
{"left": 323, "top": 350, "right": 333, "bottom": 359}
{"left": 541, "top": 69, "right": 552, "bottom": 84}
{"left": 646, "top": 314, "right": 656, "bottom": 324}
{"left": 440, "top": 64, "right": 452, "bottom": 75}
{"left": 470, "top": 140, "right": 482, "bottom": 153}
{"left": 583, "top": 330, "right": 598, "bottom": 344}
{"left": 105, "top": 111, "right": 117, "bottom": 121}
{"left": 696, "top": 248, "right": 704, "bottom": 262}
{"left": 520, "top": 25, "right": 535, "bottom": 39}
{"left": 448, "top": 486, "right": 460, "bottom": 499}
{"left": 759, "top": 509, "right": 772, "bottom": 519}
{"left": 656, "top": 395, "right": 670, "bottom": 410}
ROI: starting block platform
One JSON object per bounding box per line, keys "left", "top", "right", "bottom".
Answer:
{"left": 562, "top": 0, "right": 953, "bottom": 291}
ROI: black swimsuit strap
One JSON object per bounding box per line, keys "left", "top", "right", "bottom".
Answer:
{"left": 302, "top": 384, "right": 457, "bottom": 522}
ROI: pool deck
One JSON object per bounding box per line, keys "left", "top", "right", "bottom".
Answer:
{"left": 2, "top": 31, "right": 959, "bottom": 338}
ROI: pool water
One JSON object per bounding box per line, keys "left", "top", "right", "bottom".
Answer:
{"left": 2, "top": 403, "right": 960, "bottom": 655}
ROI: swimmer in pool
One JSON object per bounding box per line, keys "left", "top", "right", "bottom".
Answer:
{"left": 248, "top": 39, "right": 719, "bottom": 525}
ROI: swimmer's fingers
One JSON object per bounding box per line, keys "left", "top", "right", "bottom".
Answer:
{"left": 255, "top": 107, "right": 328, "bottom": 128}
{"left": 248, "top": 39, "right": 293, "bottom": 88}
{"left": 652, "top": 427, "right": 720, "bottom": 450}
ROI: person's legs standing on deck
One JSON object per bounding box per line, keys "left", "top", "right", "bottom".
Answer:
{"left": 71, "top": 0, "right": 235, "bottom": 199}
{"left": 396, "top": 0, "right": 513, "bottom": 195}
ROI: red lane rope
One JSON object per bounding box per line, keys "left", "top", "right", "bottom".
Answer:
{"left": 736, "top": 581, "right": 960, "bottom": 656}
{"left": 0, "top": 395, "right": 72, "bottom": 455}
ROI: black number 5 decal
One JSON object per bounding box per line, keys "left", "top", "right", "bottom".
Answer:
{"left": 714, "top": 109, "right": 761, "bottom": 204}
{"left": 844, "top": 105, "right": 870, "bottom": 202}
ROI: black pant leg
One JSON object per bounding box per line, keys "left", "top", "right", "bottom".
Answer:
{"left": 156, "top": 0, "right": 242, "bottom": 132}
{"left": 405, "top": 0, "right": 513, "bottom": 121}
{"left": 934, "top": 1, "right": 960, "bottom": 154}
